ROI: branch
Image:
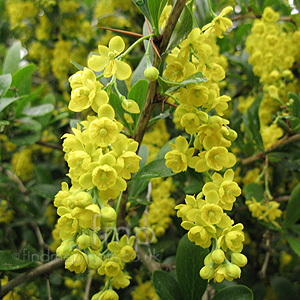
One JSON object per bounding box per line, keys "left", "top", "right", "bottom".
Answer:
{"left": 241, "top": 133, "right": 300, "bottom": 165}
{"left": 36, "top": 140, "right": 62, "bottom": 151}
{"left": 0, "top": 258, "right": 64, "bottom": 297}
{"left": 136, "top": 246, "right": 162, "bottom": 273}
{"left": 83, "top": 273, "right": 93, "bottom": 300}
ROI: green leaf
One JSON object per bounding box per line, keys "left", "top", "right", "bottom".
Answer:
{"left": 109, "top": 92, "right": 131, "bottom": 133}
{"left": 23, "top": 103, "right": 54, "bottom": 117}
{"left": 0, "top": 74, "right": 12, "bottom": 99}
{"left": 270, "top": 276, "right": 300, "bottom": 300}
{"left": 17, "top": 117, "right": 42, "bottom": 132}
{"left": 284, "top": 182, "right": 300, "bottom": 228}
{"left": 154, "top": 137, "right": 176, "bottom": 160}
{"left": 127, "top": 79, "right": 149, "bottom": 131}
{"left": 148, "top": 110, "right": 171, "bottom": 127}
{"left": 244, "top": 183, "right": 264, "bottom": 201}
{"left": 243, "top": 94, "right": 264, "bottom": 151}
{"left": 10, "top": 132, "right": 40, "bottom": 146}
{"left": 285, "top": 235, "right": 300, "bottom": 256}
{"left": 158, "top": 72, "right": 207, "bottom": 95}
{"left": 148, "top": 0, "right": 168, "bottom": 35}
{"left": 213, "top": 285, "right": 253, "bottom": 300}
{"left": 132, "top": 0, "right": 153, "bottom": 27}
{"left": 3, "top": 41, "right": 21, "bottom": 75}
{"left": 176, "top": 234, "right": 208, "bottom": 300}
{"left": 132, "top": 158, "right": 176, "bottom": 181}
{"left": 288, "top": 92, "right": 300, "bottom": 118}
{"left": 0, "top": 250, "right": 38, "bottom": 271}
{"left": 0, "top": 97, "right": 19, "bottom": 113}
{"left": 70, "top": 59, "right": 84, "bottom": 71}
{"left": 6, "top": 64, "right": 35, "bottom": 97}
{"left": 152, "top": 270, "right": 183, "bottom": 300}
{"left": 167, "top": 6, "right": 193, "bottom": 52}
{"left": 31, "top": 184, "right": 60, "bottom": 199}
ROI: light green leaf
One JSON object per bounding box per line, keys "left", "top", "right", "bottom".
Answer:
{"left": 176, "top": 234, "right": 208, "bottom": 300}
{"left": 31, "top": 184, "right": 60, "bottom": 199}
{"left": 23, "top": 103, "right": 54, "bottom": 117}
{"left": 0, "top": 250, "right": 38, "bottom": 271}
{"left": 0, "top": 74, "right": 12, "bottom": 99}
{"left": 148, "top": 0, "right": 168, "bottom": 35}
{"left": 132, "top": 0, "right": 153, "bottom": 27}
{"left": 152, "top": 270, "right": 183, "bottom": 300}
{"left": 244, "top": 183, "right": 264, "bottom": 201}
{"left": 271, "top": 276, "right": 300, "bottom": 300}
{"left": 0, "top": 97, "right": 19, "bottom": 113}
{"left": 10, "top": 132, "right": 40, "bottom": 146}
{"left": 288, "top": 92, "right": 300, "bottom": 118}
{"left": 213, "top": 285, "right": 253, "bottom": 300}
{"left": 17, "top": 117, "right": 42, "bottom": 132}
{"left": 284, "top": 182, "right": 300, "bottom": 228}
{"left": 3, "top": 41, "right": 21, "bottom": 75}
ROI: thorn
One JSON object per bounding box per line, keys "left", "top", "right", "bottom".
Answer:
{"left": 98, "top": 26, "right": 144, "bottom": 38}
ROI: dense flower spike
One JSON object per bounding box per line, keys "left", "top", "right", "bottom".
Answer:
{"left": 163, "top": 7, "right": 247, "bottom": 282}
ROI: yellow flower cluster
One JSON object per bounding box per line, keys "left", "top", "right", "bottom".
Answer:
{"left": 131, "top": 280, "right": 160, "bottom": 300}
{"left": 245, "top": 6, "right": 300, "bottom": 146}
{"left": 11, "top": 148, "right": 35, "bottom": 182}
{"left": 246, "top": 197, "right": 282, "bottom": 227}
{"left": 163, "top": 7, "right": 247, "bottom": 282}
{"left": 54, "top": 36, "right": 141, "bottom": 298}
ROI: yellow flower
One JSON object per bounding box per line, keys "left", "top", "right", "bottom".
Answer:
{"left": 72, "top": 204, "right": 101, "bottom": 229}
{"left": 65, "top": 249, "right": 88, "bottom": 274}
{"left": 88, "top": 36, "right": 132, "bottom": 80}
{"left": 68, "top": 68, "right": 109, "bottom": 112}
{"left": 188, "top": 225, "right": 215, "bottom": 248}
{"left": 57, "top": 213, "right": 79, "bottom": 240}
{"left": 205, "top": 146, "right": 236, "bottom": 171}
{"left": 218, "top": 223, "right": 245, "bottom": 252}
{"left": 200, "top": 203, "right": 223, "bottom": 225}
{"left": 202, "top": 6, "right": 233, "bottom": 38}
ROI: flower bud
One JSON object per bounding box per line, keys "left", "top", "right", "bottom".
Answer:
{"left": 226, "top": 129, "right": 238, "bottom": 141}
{"left": 231, "top": 252, "right": 247, "bottom": 267}
{"left": 119, "top": 245, "right": 136, "bottom": 263}
{"left": 226, "top": 263, "right": 241, "bottom": 279}
{"left": 87, "top": 253, "right": 103, "bottom": 269}
{"left": 73, "top": 192, "right": 93, "bottom": 208}
{"left": 212, "top": 249, "right": 225, "bottom": 264}
{"left": 89, "top": 232, "right": 103, "bottom": 251}
{"left": 204, "top": 253, "right": 213, "bottom": 265}
{"left": 56, "top": 240, "right": 75, "bottom": 258}
{"left": 200, "top": 265, "right": 214, "bottom": 280}
{"left": 144, "top": 66, "right": 159, "bottom": 81}
{"left": 101, "top": 206, "right": 117, "bottom": 223}
{"left": 77, "top": 234, "right": 91, "bottom": 249}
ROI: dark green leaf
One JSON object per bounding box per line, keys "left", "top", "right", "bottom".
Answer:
{"left": 3, "top": 41, "right": 21, "bottom": 75}
{"left": 284, "top": 182, "right": 300, "bottom": 228}
{"left": 0, "top": 250, "right": 38, "bottom": 271}
{"left": 154, "top": 137, "right": 176, "bottom": 161}
{"left": 23, "top": 103, "right": 54, "bottom": 117}
{"left": 132, "top": 0, "right": 153, "bottom": 27}
{"left": 0, "top": 74, "right": 12, "bottom": 99}
{"left": 244, "top": 183, "right": 264, "bottom": 201}
{"left": 70, "top": 59, "right": 84, "bottom": 71}
{"left": 288, "top": 92, "right": 300, "bottom": 118}
{"left": 31, "top": 184, "right": 60, "bottom": 199}
{"left": 132, "top": 158, "right": 176, "bottom": 180}
{"left": 0, "top": 97, "right": 19, "bottom": 113}
{"left": 148, "top": 110, "right": 171, "bottom": 127}
{"left": 176, "top": 234, "right": 208, "bottom": 300}
{"left": 271, "top": 276, "right": 300, "bottom": 300}
{"left": 285, "top": 235, "right": 300, "bottom": 256}
{"left": 167, "top": 6, "right": 193, "bottom": 52}
{"left": 213, "top": 285, "right": 253, "bottom": 300}
{"left": 152, "top": 270, "right": 183, "bottom": 300}
{"left": 131, "top": 55, "right": 148, "bottom": 86}
{"left": 10, "top": 132, "right": 40, "bottom": 146}
{"left": 243, "top": 94, "right": 264, "bottom": 151}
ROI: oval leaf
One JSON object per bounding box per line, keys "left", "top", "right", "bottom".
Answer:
{"left": 213, "top": 285, "right": 253, "bottom": 300}
{"left": 0, "top": 74, "right": 12, "bottom": 99}
{"left": 152, "top": 270, "right": 183, "bottom": 300}
{"left": 23, "top": 103, "right": 54, "bottom": 117}
{"left": 284, "top": 182, "right": 300, "bottom": 228}
{"left": 176, "top": 234, "right": 208, "bottom": 300}
{"left": 0, "top": 250, "right": 38, "bottom": 271}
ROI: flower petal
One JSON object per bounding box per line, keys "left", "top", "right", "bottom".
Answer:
{"left": 115, "top": 60, "right": 132, "bottom": 80}
{"left": 109, "top": 36, "right": 125, "bottom": 54}
{"left": 88, "top": 55, "right": 109, "bottom": 72}
{"left": 98, "top": 45, "right": 110, "bottom": 57}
